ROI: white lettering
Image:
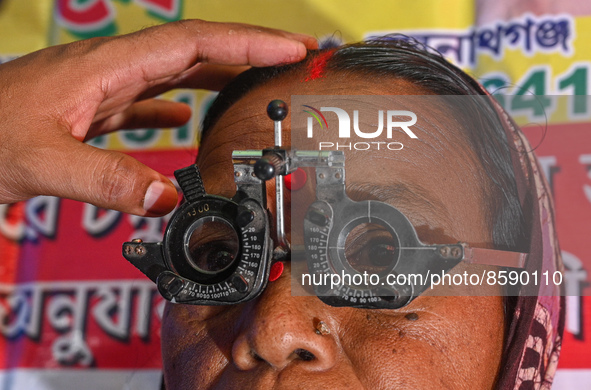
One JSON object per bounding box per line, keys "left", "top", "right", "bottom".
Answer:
{"left": 83, "top": 204, "right": 121, "bottom": 236}
{"left": 579, "top": 154, "right": 591, "bottom": 204}
{"left": 321, "top": 107, "right": 351, "bottom": 138}
{"left": 562, "top": 251, "right": 587, "bottom": 337}
{"left": 353, "top": 110, "right": 384, "bottom": 138}
{"left": 25, "top": 196, "right": 60, "bottom": 240}
{"left": 387, "top": 110, "right": 418, "bottom": 138}
{"left": 387, "top": 142, "right": 404, "bottom": 150}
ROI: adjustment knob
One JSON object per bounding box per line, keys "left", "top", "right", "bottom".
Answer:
{"left": 254, "top": 154, "right": 283, "bottom": 181}
{"left": 267, "top": 100, "right": 288, "bottom": 121}
{"left": 254, "top": 157, "right": 276, "bottom": 181}
{"left": 307, "top": 208, "right": 329, "bottom": 227}
{"left": 174, "top": 164, "right": 205, "bottom": 203}
{"left": 235, "top": 208, "right": 255, "bottom": 227}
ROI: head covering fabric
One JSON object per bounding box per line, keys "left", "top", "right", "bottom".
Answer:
{"left": 485, "top": 93, "right": 565, "bottom": 390}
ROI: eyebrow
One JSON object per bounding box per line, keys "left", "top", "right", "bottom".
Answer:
{"left": 345, "top": 181, "right": 450, "bottom": 226}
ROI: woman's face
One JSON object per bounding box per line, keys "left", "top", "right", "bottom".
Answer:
{"left": 162, "top": 74, "right": 506, "bottom": 389}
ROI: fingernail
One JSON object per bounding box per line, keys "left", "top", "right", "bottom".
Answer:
{"left": 143, "top": 181, "right": 178, "bottom": 215}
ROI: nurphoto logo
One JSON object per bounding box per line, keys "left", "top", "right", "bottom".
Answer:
{"left": 302, "top": 105, "right": 417, "bottom": 151}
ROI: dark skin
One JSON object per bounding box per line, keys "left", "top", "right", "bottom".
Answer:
{"left": 0, "top": 20, "right": 317, "bottom": 216}
{"left": 162, "top": 73, "right": 505, "bottom": 389}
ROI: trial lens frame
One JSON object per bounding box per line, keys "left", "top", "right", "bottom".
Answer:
{"left": 122, "top": 100, "right": 527, "bottom": 308}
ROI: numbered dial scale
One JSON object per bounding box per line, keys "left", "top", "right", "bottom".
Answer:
{"left": 122, "top": 100, "right": 527, "bottom": 308}
{"left": 122, "top": 164, "right": 272, "bottom": 305}
{"left": 302, "top": 162, "right": 465, "bottom": 309}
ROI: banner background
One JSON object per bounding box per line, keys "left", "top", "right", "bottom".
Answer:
{"left": 0, "top": 0, "right": 589, "bottom": 388}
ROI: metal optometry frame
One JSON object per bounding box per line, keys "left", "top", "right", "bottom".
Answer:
{"left": 123, "top": 100, "right": 527, "bottom": 309}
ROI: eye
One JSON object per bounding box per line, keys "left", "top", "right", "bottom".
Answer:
{"left": 368, "top": 243, "right": 397, "bottom": 266}
{"left": 189, "top": 241, "right": 237, "bottom": 273}
{"left": 344, "top": 223, "right": 397, "bottom": 274}
{"left": 185, "top": 217, "right": 240, "bottom": 274}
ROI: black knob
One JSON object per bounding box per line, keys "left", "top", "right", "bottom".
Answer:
{"left": 157, "top": 272, "right": 184, "bottom": 298}
{"left": 267, "top": 100, "right": 288, "bottom": 121}
{"left": 254, "top": 158, "right": 275, "bottom": 180}
{"left": 254, "top": 154, "right": 282, "bottom": 181}
{"left": 307, "top": 208, "right": 329, "bottom": 227}
{"left": 236, "top": 208, "right": 255, "bottom": 227}
{"left": 231, "top": 274, "right": 249, "bottom": 293}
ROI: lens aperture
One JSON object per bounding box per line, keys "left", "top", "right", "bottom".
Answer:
{"left": 344, "top": 222, "right": 397, "bottom": 274}
{"left": 184, "top": 217, "right": 240, "bottom": 274}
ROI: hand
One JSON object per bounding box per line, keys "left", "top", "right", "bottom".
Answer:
{"left": 0, "top": 20, "right": 317, "bottom": 216}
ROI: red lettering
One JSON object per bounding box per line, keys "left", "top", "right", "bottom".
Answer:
{"left": 56, "top": 0, "right": 114, "bottom": 28}
{"left": 136, "top": 0, "right": 181, "bottom": 20}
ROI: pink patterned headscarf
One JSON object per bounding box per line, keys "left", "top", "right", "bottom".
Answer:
{"left": 485, "top": 92, "right": 565, "bottom": 390}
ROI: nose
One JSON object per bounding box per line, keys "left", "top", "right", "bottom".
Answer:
{"left": 231, "top": 265, "right": 338, "bottom": 371}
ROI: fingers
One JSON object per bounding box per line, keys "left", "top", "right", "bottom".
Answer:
{"left": 37, "top": 138, "right": 178, "bottom": 216}
{"left": 0, "top": 20, "right": 318, "bottom": 216}
{"left": 179, "top": 20, "right": 318, "bottom": 66}
{"left": 138, "top": 64, "right": 251, "bottom": 100}
{"left": 92, "top": 20, "right": 317, "bottom": 99}
{"left": 88, "top": 99, "right": 192, "bottom": 138}
{"left": 84, "top": 20, "right": 317, "bottom": 139}
{"left": 123, "top": 64, "right": 249, "bottom": 108}
{"left": 133, "top": 19, "right": 317, "bottom": 68}
{"left": 0, "top": 126, "right": 179, "bottom": 216}
{"left": 177, "top": 64, "right": 250, "bottom": 91}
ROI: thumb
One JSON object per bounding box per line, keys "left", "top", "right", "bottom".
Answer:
{"left": 39, "top": 138, "right": 178, "bottom": 216}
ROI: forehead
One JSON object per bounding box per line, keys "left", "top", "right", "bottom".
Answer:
{"left": 198, "top": 75, "right": 493, "bottom": 246}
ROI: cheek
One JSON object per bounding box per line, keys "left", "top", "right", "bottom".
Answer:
{"left": 161, "top": 304, "right": 232, "bottom": 388}
{"left": 339, "top": 296, "right": 504, "bottom": 389}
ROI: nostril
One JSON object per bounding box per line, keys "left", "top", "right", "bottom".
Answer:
{"left": 252, "top": 351, "right": 264, "bottom": 362}
{"left": 294, "top": 348, "right": 316, "bottom": 361}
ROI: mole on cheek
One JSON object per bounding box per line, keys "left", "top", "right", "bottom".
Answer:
{"left": 405, "top": 313, "right": 419, "bottom": 321}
